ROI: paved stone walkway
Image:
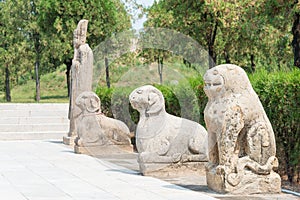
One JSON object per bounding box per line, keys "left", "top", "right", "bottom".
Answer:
{"left": 96, "top": 151, "right": 299, "bottom": 200}
{"left": 0, "top": 140, "right": 298, "bottom": 200}
{"left": 0, "top": 140, "right": 216, "bottom": 200}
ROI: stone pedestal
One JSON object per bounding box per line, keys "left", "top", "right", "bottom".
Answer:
{"left": 206, "top": 167, "right": 281, "bottom": 194}
{"left": 74, "top": 144, "right": 133, "bottom": 156}
{"left": 141, "top": 162, "right": 207, "bottom": 178}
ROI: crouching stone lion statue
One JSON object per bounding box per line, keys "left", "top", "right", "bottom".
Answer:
{"left": 74, "top": 91, "right": 132, "bottom": 154}
{"left": 204, "top": 64, "right": 281, "bottom": 194}
{"left": 129, "top": 85, "right": 208, "bottom": 175}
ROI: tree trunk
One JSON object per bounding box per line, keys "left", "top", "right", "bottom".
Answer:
{"left": 250, "top": 54, "right": 256, "bottom": 72}
{"left": 5, "top": 64, "right": 11, "bottom": 102}
{"left": 208, "top": 46, "right": 216, "bottom": 68}
{"left": 208, "top": 19, "right": 218, "bottom": 68}
{"left": 35, "top": 60, "right": 40, "bottom": 102}
{"left": 31, "top": 1, "right": 41, "bottom": 102}
{"left": 285, "top": 150, "right": 294, "bottom": 183}
{"left": 224, "top": 49, "right": 230, "bottom": 63}
{"left": 292, "top": 12, "right": 300, "bottom": 68}
{"left": 105, "top": 57, "right": 110, "bottom": 88}
{"left": 66, "top": 59, "right": 72, "bottom": 97}
{"left": 157, "top": 56, "right": 163, "bottom": 85}
{"left": 183, "top": 58, "right": 191, "bottom": 68}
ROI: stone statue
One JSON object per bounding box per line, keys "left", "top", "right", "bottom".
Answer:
{"left": 204, "top": 64, "right": 281, "bottom": 194}
{"left": 63, "top": 19, "right": 93, "bottom": 145}
{"left": 129, "top": 85, "right": 208, "bottom": 175}
{"left": 74, "top": 91, "right": 132, "bottom": 154}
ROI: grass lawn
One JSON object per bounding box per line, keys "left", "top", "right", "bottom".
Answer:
{"left": 0, "top": 70, "right": 69, "bottom": 103}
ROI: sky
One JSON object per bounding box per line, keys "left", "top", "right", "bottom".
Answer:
{"left": 122, "top": 0, "right": 155, "bottom": 30}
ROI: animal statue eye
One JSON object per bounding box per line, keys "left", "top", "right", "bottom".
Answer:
{"left": 137, "top": 89, "right": 143, "bottom": 94}
{"left": 213, "top": 83, "right": 222, "bottom": 86}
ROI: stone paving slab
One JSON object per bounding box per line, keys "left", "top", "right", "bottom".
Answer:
{"left": 0, "top": 140, "right": 216, "bottom": 200}
{"left": 0, "top": 140, "right": 298, "bottom": 200}
{"left": 95, "top": 150, "right": 299, "bottom": 200}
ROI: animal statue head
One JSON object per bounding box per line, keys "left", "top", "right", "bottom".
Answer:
{"left": 129, "top": 85, "right": 165, "bottom": 116}
{"left": 203, "top": 64, "right": 254, "bottom": 99}
{"left": 75, "top": 91, "right": 101, "bottom": 114}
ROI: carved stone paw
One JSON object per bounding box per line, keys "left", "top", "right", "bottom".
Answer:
{"left": 188, "top": 137, "right": 201, "bottom": 154}
{"left": 157, "top": 139, "right": 170, "bottom": 156}
{"left": 227, "top": 172, "right": 241, "bottom": 186}
{"left": 216, "top": 165, "right": 226, "bottom": 175}
{"left": 172, "top": 153, "right": 182, "bottom": 162}
{"left": 75, "top": 137, "right": 83, "bottom": 146}
{"left": 181, "top": 154, "right": 188, "bottom": 162}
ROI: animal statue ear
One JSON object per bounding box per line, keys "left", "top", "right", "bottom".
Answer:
{"left": 86, "top": 94, "right": 100, "bottom": 113}
{"left": 75, "top": 93, "right": 86, "bottom": 110}
{"left": 147, "top": 91, "right": 163, "bottom": 114}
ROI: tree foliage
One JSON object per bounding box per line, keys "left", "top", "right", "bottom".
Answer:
{"left": 0, "top": 0, "right": 131, "bottom": 101}
{"left": 38, "top": 0, "right": 131, "bottom": 68}
{"left": 145, "top": 0, "right": 296, "bottom": 71}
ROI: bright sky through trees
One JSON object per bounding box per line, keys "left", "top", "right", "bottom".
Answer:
{"left": 122, "top": 0, "right": 155, "bottom": 30}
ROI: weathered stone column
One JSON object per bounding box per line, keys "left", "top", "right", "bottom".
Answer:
{"left": 203, "top": 64, "right": 281, "bottom": 194}
{"left": 63, "top": 19, "right": 93, "bottom": 145}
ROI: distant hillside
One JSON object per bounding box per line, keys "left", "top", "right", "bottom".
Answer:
{"left": 0, "top": 60, "right": 201, "bottom": 103}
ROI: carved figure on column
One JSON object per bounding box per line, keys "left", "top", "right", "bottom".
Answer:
{"left": 63, "top": 19, "right": 93, "bottom": 145}
{"left": 129, "top": 85, "right": 208, "bottom": 176}
{"left": 204, "top": 64, "right": 281, "bottom": 194}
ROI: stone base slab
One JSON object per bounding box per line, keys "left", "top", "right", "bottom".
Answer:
{"left": 141, "top": 162, "right": 207, "bottom": 178}
{"left": 206, "top": 169, "right": 281, "bottom": 194}
{"left": 74, "top": 144, "right": 133, "bottom": 155}
{"left": 63, "top": 136, "right": 75, "bottom": 145}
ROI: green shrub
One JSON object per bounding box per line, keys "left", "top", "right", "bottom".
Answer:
{"left": 95, "top": 86, "right": 139, "bottom": 132}
{"left": 95, "top": 87, "right": 113, "bottom": 118}
{"left": 153, "top": 84, "right": 181, "bottom": 117}
{"left": 96, "top": 80, "right": 206, "bottom": 131}
{"left": 250, "top": 69, "right": 300, "bottom": 183}
{"left": 187, "top": 76, "right": 207, "bottom": 126}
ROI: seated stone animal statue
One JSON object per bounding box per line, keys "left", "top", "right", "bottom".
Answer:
{"left": 204, "top": 64, "right": 281, "bottom": 194}
{"left": 129, "top": 85, "right": 208, "bottom": 175}
{"left": 74, "top": 91, "right": 132, "bottom": 154}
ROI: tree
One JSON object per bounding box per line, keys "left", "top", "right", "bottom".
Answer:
{"left": 0, "top": 0, "right": 131, "bottom": 101}
{"left": 145, "top": 1, "right": 221, "bottom": 68}
{"left": 29, "top": 0, "right": 43, "bottom": 102}
{"left": 291, "top": 1, "right": 300, "bottom": 68}
{"left": 0, "top": 0, "right": 35, "bottom": 101}
{"left": 145, "top": 0, "right": 294, "bottom": 71}
{"left": 38, "top": 0, "right": 131, "bottom": 95}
